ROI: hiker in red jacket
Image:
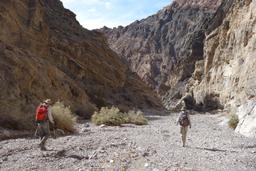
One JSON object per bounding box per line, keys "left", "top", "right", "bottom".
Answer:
{"left": 35, "top": 99, "right": 55, "bottom": 151}
{"left": 177, "top": 106, "right": 192, "bottom": 147}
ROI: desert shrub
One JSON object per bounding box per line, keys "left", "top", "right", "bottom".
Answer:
{"left": 127, "top": 110, "right": 148, "bottom": 125}
{"left": 51, "top": 101, "right": 77, "bottom": 133}
{"left": 228, "top": 114, "right": 239, "bottom": 129}
{"left": 91, "top": 106, "right": 148, "bottom": 126}
{"left": 91, "top": 107, "right": 127, "bottom": 126}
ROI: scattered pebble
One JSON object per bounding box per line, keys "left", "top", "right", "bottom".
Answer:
{"left": 144, "top": 163, "right": 149, "bottom": 167}
{"left": 99, "top": 124, "right": 106, "bottom": 128}
{"left": 0, "top": 114, "right": 255, "bottom": 170}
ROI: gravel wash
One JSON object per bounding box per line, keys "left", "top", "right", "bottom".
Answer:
{"left": 0, "top": 113, "right": 256, "bottom": 171}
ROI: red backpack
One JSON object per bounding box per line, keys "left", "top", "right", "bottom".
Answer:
{"left": 35, "top": 104, "right": 48, "bottom": 122}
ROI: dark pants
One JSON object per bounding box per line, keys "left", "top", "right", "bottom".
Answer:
{"left": 37, "top": 121, "right": 50, "bottom": 149}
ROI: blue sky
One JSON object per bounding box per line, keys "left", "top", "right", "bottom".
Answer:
{"left": 62, "top": 0, "right": 172, "bottom": 30}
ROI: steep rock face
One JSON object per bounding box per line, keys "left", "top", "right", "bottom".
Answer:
{"left": 175, "top": 0, "right": 221, "bottom": 8}
{"left": 0, "top": 0, "right": 163, "bottom": 130}
{"left": 189, "top": 0, "right": 256, "bottom": 137}
{"left": 100, "top": 0, "right": 222, "bottom": 100}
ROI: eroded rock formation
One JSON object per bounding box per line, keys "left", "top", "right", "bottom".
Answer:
{"left": 100, "top": 0, "right": 256, "bottom": 137}
{"left": 0, "top": 0, "right": 163, "bottom": 130}
{"left": 99, "top": 0, "right": 222, "bottom": 100}
{"left": 188, "top": 0, "right": 256, "bottom": 137}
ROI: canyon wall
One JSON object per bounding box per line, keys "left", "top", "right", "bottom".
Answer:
{"left": 0, "top": 0, "right": 163, "bottom": 130}
{"left": 188, "top": 0, "right": 256, "bottom": 137}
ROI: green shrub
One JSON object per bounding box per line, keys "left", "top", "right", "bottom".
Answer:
{"left": 51, "top": 101, "right": 77, "bottom": 133}
{"left": 91, "top": 106, "right": 148, "bottom": 126}
{"left": 228, "top": 114, "right": 239, "bottom": 129}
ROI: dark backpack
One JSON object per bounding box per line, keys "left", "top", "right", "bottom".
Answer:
{"left": 35, "top": 104, "right": 48, "bottom": 122}
{"left": 179, "top": 111, "right": 189, "bottom": 127}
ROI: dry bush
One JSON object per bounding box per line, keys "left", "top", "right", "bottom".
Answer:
{"left": 228, "top": 114, "right": 239, "bottom": 129}
{"left": 91, "top": 107, "right": 127, "bottom": 126}
{"left": 91, "top": 106, "right": 148, "bottom": 126}
{"left": 51, "top": 101, "right": 77, "bottom": 133}
{"left": 127, "top": 110, "right": 148, "bottom": 125}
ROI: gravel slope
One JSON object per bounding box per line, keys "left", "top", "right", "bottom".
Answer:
{"left": 0, "top": 113, "right": 256, "bottom": 171}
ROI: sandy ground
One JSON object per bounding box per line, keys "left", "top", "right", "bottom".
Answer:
{"left": 1, "top": 113, "right": 256, "bottom": 171}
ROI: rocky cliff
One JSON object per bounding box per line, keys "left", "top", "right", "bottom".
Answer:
{"left": 188, "top": 0, "right": 256, "bottom": 137}
{"left": 0, "top": 0, "right": 163, "bottom": 130}
{"left": 100, "top": 0, "right": 222, "bottom": 100}
{"left": 100, "top": 0, "right": 256, "bottom": 137}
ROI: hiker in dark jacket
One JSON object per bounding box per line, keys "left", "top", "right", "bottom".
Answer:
{"left": 177, "top": 106, "right": 191, "bottom": 147}
{"left": 35, "top": 99, "right": 55, "bottom": 151}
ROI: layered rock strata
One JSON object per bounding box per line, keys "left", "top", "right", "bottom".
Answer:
{"left": 100, "top": 0, "right": 222, "bottom": 99}
{"left": 188, "top": 0, "right": 256, "bottom": 137}
{"left": 0, "top": 0, "right": 163, "bottom": 130}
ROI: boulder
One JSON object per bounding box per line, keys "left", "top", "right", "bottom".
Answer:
{"left": 235, "top": 100, "right": 256, "bottom": 138}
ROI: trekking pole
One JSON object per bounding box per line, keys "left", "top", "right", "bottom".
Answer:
{"left": 34, "top": 121, "right": 39, "bottom": 138}
{"left": 34, "top": 127, "right": 38, "bottom": 138}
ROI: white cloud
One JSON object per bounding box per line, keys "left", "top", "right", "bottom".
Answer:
{"left": 105, "top": 2, "right": 112, "bottom": 10}
{"left": 61, "top": 0, "right": 172, "bottom": 30}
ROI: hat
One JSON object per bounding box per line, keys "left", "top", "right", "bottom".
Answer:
{"left": 43, "top": 99, "right": 51, "bottom": 105}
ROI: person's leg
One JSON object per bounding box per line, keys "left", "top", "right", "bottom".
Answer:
{"left": 40, "top": 135, "right": 48, "bottom": 150}
{"left": 36, "top": 124, "right": 44, "bottom": 140}
{"left": 39, "top": 122, "right": 49, "bottom": 150}
{"left": 180, "top": 127, "right": 185, "bottom": 147}
{"left": 182, "top": 127, "right": 188, "bottom": 147}
{"left": 181, "top": 126, "right": 188, "bottom": 147}
{"left": 34, "top": 127, "right": 39, "bottom": 138}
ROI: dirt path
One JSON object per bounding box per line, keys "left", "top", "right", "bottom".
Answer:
{"left": 0, "top": 113, "right": 256, "bottom": 171}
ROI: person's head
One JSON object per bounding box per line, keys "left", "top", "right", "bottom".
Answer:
{"left": 43, "top": 99, "right": 51, "bottom": 106}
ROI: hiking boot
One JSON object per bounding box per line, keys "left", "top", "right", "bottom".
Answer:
{"left": 39, "top": 144, "right": 47, "bottom": 151}
{"left": 40, "top": 146, "right": 47, "bottom": 151}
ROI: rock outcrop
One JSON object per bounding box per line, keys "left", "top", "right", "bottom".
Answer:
{"left": 0, "top": 0, "right": 163, "bottom": 130}
{"left": 100, "top": 0, "right": 256, "bottom": 137}
{"left": 188, "top": 0, "right": 256, "bottom": 137}
{"left": 99, "top": 0, "right": 222, "bottom": 100}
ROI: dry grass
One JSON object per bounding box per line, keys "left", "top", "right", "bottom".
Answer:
{"left": 228, "top": 114, "right": 239, "bottom": 130}
{"left": 51, "top": 101, "right": 77, "bottom": 133}
{"left": 91, "top": 106, "right": 148, "bottom": 126}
